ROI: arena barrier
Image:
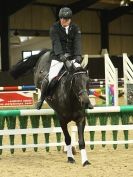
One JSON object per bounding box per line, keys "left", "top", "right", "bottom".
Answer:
{"left": 0, "top": 85, "right": 37, "bottom": 106}
{"left": 104, "top": 54, "right": 118, "bottom": 106}
{"left": 0, "top": 106, "right": 133, "bottom": 154}
{"left": 123, "top": 53, "right": 133, "bottom": 105}
{"left": 89, "top": 79, "right": 124, "bottom": 89}
{"left": 90, "top": 78, "right": 124, "bottom": 82}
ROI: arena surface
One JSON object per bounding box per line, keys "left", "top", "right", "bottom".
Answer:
{"left": 0, "top": 144, "right": 133, "bottom": 177}
{"left": 0, "top": 100, "right": 132, "bottom": 177}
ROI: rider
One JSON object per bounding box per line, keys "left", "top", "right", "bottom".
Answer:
{"left": 36, "top": 7, "right": 93, "bottom": 109}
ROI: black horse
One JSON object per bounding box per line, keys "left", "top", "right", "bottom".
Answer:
{"left": 10, "top": 49, "right": 92, "bottom": 167}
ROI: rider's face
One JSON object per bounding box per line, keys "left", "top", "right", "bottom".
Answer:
{"left": 60, "top": 18, "right": 71, "bottom": 27}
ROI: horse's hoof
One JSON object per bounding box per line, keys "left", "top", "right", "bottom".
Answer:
{"left": 67, "top": 157, "right": 75, "bottom": 164}
{"left": 83, "top": 160, "right": 91, "bottom": 167}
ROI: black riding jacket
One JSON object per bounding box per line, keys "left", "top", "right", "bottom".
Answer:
{"left": 50, "top": 21, "right": 81, "bottom": 59}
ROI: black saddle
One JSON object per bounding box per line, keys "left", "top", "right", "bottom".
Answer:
{"left": 46, "top": 67, "right": 67, "bottom": 97}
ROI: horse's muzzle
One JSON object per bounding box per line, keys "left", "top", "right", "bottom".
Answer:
{"left": 80, "top": 95, "right": 90, "bottom": 108}
{"left": 80, "top": 95, "right": 93, "bottom": 109}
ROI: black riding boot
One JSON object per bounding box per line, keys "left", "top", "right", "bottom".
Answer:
{"left": 35, "top": 78, "right": 49, "bottom": 110}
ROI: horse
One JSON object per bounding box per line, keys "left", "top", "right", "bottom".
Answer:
{"left": 10, "top": 49, "right": 92, "bottom": 167}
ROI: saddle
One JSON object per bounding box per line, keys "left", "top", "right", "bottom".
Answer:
{"left": 46, "top": 65, "right": 84, "bottom": 98}
{"left": 46, "top": 67, "right": 67, "bottom": 97}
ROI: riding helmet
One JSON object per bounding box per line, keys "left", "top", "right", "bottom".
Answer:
{"left": 59, "top": 7, "right": 72, "bottom": 19}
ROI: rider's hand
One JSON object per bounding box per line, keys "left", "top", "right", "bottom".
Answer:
{"left": 74, "top": 55, "right": 82, "bottom": 63}
{"left": 59, "top": 54, "right": 67, "bottom": 62}
{"left": 64, "top": 60, "right": 73, "bottom": 72}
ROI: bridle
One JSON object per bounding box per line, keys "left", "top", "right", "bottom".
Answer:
{"left": 69, "top": 70, "right": 88, "bottom": 98}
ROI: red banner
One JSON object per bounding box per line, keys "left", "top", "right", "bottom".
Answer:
{"left": 0, "top": 92, "right": 33, "bottom": 106}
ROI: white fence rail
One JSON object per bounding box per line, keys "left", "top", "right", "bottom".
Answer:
{"left": 0, "top": 124, "right": 133, "bottom": 150}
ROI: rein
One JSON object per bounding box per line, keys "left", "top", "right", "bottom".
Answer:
{"left": 72, "top": 71, "right": 87, "bottom": 76}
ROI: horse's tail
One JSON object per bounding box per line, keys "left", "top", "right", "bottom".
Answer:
{"left": 10, "top": 48, "right": 50, "bottom": 79}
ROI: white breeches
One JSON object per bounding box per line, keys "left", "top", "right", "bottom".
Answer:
{"left": 48, "top": 60, "right": 64, "bottom": 82}
{"left": 48, "top": 59, "right": 81, "bottom": 83}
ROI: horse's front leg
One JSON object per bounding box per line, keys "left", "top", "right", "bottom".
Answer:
{"left": 76, "top": 117, "right": 91, "bottom": 167}
{"left": 60, "top": 120, "right": 75, "bottom": 164}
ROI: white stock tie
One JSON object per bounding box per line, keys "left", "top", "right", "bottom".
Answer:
{"left": 65, "top": 26, "right": 69, "bottom": 34}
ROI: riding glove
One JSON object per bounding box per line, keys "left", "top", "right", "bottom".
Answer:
{"left": 64, "top": 60, "right": 73, "bottom": 72}
{"left": 74, "top": 55, "right": 82, "bottom": 63}
{"left": 58, "top": 54, "right": 67, "bottom": 62}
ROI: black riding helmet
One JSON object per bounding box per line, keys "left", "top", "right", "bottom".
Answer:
{"left": 59, "top": 7, "right": 72, "bottom": 19}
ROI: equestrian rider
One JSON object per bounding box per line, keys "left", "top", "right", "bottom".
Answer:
{"left": 36, "top": 7, "right": 93, "bottom": 109}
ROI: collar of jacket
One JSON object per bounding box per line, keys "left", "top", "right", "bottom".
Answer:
{"left": 58, "top": 21, "right": 72, "bottom": 31}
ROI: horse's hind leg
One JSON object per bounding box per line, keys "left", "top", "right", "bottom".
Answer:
{"left": 60, "top": 120, "right": 75, "bottom": 163}
{"left": 76, "top": 118, "right": 91, "bottom": 167}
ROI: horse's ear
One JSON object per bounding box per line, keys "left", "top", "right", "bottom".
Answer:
{"left": 81, "top": 54, "right": 89, "bottom": 69}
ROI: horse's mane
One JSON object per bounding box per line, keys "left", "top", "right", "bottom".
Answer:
{"left": 10, "top": 48, "right": 50, "bottom": 79}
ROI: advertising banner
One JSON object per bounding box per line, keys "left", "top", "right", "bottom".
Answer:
{"left": 0, "top": 92, "right": 33, "bottom": 106}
